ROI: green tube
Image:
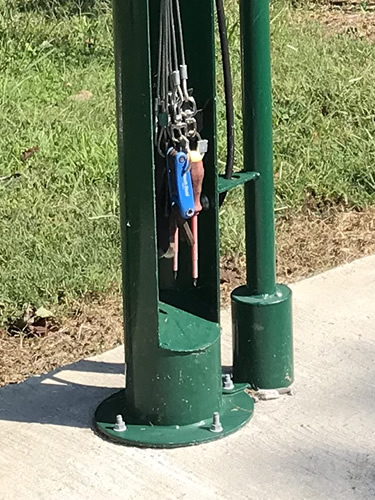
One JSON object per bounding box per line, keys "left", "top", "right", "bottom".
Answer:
{"left": 232, "top": 0, "right": 294, "bottom": 390}
{"left": 241, "top": 0, "right": 276, "bottom": 295}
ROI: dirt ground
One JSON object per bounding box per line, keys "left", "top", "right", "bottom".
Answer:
{"left": 311, "top": 0, "right": 375, "bottom": 40}
{"left": 1, "top": 207, "right": 374, "bottom": 388}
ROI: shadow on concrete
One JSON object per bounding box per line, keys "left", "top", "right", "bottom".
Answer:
{"left": 0, "top": 355, "right": 237, "bottom": 430}
{"left": 0, "top": 358, "right": 124, "bottom": 429}
{"left": 2, "top": 328, "right": 375, "bottom": 440}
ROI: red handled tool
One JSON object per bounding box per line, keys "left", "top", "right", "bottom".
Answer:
{"left": 190, "top": 150, "right": 204, "bottom": 286}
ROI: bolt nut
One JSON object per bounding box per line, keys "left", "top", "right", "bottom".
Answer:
{"left": 210, "top": 412, "right": 223, "bottom": 433}
{"left": 113, "top": 414, "right": 127, "bottom": 432}
{"left": 222, "top": 374, "right": 234, "bottom": 390}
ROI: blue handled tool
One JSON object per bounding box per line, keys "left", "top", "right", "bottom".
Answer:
{"left": 167, "top": 148, "right": 195, "bottom": 220}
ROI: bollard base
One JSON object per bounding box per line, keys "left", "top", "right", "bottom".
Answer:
{"left": 94, "top": 385, "right": 254, "bottom": 448}
{"left": 232, "top": 284, "right": 293, "bottom": 390}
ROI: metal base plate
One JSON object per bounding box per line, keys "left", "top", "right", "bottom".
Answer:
{"left": 94, "top": 387, "right": 254, "bottom": 448}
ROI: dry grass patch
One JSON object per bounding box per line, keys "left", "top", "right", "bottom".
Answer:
{"left": 0, "top": 294, "right": 123, "bottom": 387}
{"left": 1, "top": 208, "right": 375, "bottom": 387}
{"left": 309, "top": 1, "right": 375, "bottom": 40}
{"left": 221, "top": 208, "right": 375, "bottom": 302}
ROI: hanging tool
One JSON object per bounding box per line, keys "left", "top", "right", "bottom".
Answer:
{"left": 173, "top": 226, "right": 179, "bottom": 279}
{"left": 189, "top": 150, "right": 204, "bottom": 287}
{"left": 167, "top": 148, "right": 195, "bottom": 220}
{"left": 189, "top": 150, "right": 205, "bottom": 213}
{"left": 155, "top": 0, "right": 207, "bottom": 286}
{"left": 191, "top": 215, "right": 198, "bottom": 287}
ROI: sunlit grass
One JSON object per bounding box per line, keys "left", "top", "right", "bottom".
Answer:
{"left": 1, "top": 0, "right": 375, "bottom": 319}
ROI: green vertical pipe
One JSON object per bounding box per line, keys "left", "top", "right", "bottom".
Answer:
{"left": 241, "top": 0, "right": 276, "bottom": 296}
{"left": 232, "top": 0, "right": 294, "bottom": 389}
{"left": 112, "top": 0, "right": 159, "bottom": 413}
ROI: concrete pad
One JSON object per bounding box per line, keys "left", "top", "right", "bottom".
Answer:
{"left": 1, "top": 256, "right": 375, "bottom": 500}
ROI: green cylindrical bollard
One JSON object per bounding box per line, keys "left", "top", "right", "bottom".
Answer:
{"left": 232, "top": 285, "right": 293, "bottom": 390}
{"left": 232, "top": 0, "right": 294, "bottom": 391}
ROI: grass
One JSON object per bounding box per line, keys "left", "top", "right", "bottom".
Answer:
{"left": 1, "top": 0, "right": 375, "bottom": 322}
{"left": 220, "top": 0, "right": 375, "bottom": 253}
{"left": 0, "top": 1, "right": 119, "bottom": 320}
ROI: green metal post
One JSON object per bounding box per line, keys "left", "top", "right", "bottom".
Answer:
{"left": 232, "top": 0, "right": 294, "bottom": 391}
{"left": 242, "top": 0, "right": 276, "bottom": 296}
{"left": 94, "top": 0, "right": 254, "bottom": 448}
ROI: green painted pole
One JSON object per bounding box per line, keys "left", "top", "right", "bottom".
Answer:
{"left": 232, "top": 0, "right": 294, "bottom": 391}
{"left": 241, "top": 0, "right": 276, "bottom": 296}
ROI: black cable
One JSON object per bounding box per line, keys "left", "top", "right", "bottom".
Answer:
{"left": 216, "top": 0, "right": 235, "bottom": 206}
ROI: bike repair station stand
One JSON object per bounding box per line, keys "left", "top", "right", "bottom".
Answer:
{"left": 94, "top": 0, "right": 294, "bottom": 448}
